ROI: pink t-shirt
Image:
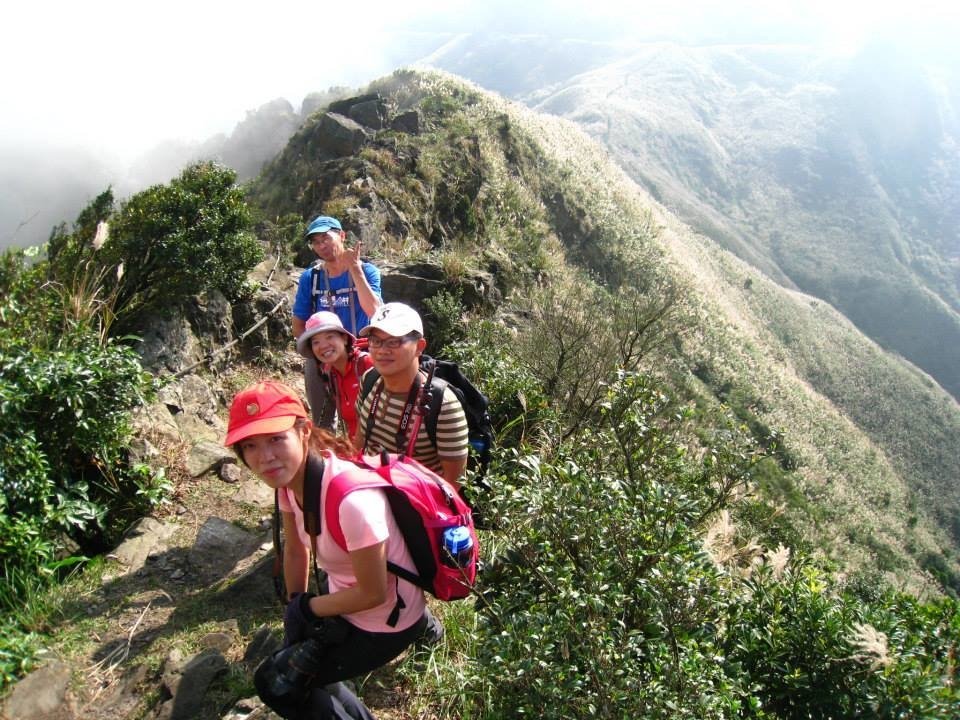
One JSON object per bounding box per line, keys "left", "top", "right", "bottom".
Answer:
{"left": 278, "top": 452, "right": 426, "bottom": 632}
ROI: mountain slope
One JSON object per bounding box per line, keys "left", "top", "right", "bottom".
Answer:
{"left": 421, "top": 38, "right": 960, "bottom": 402}
{"left": 246, "top": 69, "right": 960, "bottom": 588}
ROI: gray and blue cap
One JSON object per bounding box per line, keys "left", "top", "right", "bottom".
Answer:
{"left": 304, "top": 215, "right": 342, "bottom": 237}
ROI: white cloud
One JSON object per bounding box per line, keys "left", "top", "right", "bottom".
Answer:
{"left": 1, "top": 0, "right": 955, "bottom": 161}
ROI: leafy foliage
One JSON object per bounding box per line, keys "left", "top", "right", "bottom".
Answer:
{"left": 469, "top": 372, "right": 761, "bottom": 719}
{"left": 419, "top": 304, "right": 958, "bottom": 719}
{"left": 49, "top": 162, "right": 262, "bottom": 330}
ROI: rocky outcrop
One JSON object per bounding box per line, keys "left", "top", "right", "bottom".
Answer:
{"left": 379, "top": 260, "right": 499, "bottom": 311}
{"left": 0, "top": 659, "right": 74, "bottom": 719}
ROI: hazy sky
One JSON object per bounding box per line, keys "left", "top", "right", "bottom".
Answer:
{"left": 3, "top": 0, "right": 957, "bottom": 164}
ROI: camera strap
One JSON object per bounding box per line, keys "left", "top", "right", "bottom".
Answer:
{"left": 302, "top": 453, "right": 327, "bottom": 595}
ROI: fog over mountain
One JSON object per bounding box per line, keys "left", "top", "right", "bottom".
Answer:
{"left": 3, "top": 3, "right": 958, "bottom": 398}
{"left": 5, "top": 0, "right": 957, "bottom": 249}
{"left": 416, "top": 34, "right": 960, "bottom": 400}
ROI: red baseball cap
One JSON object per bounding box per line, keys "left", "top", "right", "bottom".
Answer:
{"left": 224, "top": 380, "right": 308, "bottom": 446}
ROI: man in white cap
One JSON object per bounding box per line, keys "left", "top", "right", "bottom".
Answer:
{"left": 355, "top": 302, "right": 469, "bottom": 488}
{"left": 292, "top": 215, "right": 381, "bottom": 428}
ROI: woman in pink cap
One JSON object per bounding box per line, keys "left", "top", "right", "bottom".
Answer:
{"left": 296, "top": 311, "right": 373, "bottom": 438}
{"left": 224, "top": 380, "right": 427, "bottom": 720}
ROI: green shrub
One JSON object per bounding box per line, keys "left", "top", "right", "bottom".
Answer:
{"left": 0, "top": 326, "right": 157, "bottom": 564}
{"left": 422, "top": 288, "right": 467, "bottom": 355}
{"left": 442, "top": 319, "right": 552, "bottom": 450}
{"left": 53, "top": 161, "right": 262, "bottom": 330}
{"left": 722, "top": 563, "right": 960, "bottom": 718}
{"left": 465, "top": 372, "right": 763, "bottom": 718}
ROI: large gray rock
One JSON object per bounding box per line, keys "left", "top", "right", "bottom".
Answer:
{"left": 189, "top": 517, "right": 263, "bottom": 581}
{"left": 231, "top": 285, "right": 292, "bottom": 353}
{"left": 242, "top": 625, "right": 282, "bottom": 665}
{"left": 156, "top": 648, "right": 228, "bottom": 720}
{"left": 0, "top": 659, "right": 73, "bottom": 719}
{"left": 311, "top": 113, "right": 370, "bottom": 158}
{"left": 132, "top": 401, "right": 183, "bottom": 446}
{"left": 110, "top": 517, "right": 178, "bottom": 574}
{"left": 184, "top": 289, "right": 233, "bottom": 348}
{"left": 136, "top": 312, "right": 201, "bottom": 375}
{"left": 186, "top": 441, "right": 235, "bottom": 477}
{"left": 348, "top": 98, "right": 387, "bottom": 129}
{"left": 378, "top": 260, "right": 499, "bottom": 313}
{"left": 390, "top": 110, "right": 420, "bottom": 134}
{"left": 158, "top": 375, "right": 223, "bottom": 443}
{"left": 379, "top": 262, "right": 446, "bottom": 308}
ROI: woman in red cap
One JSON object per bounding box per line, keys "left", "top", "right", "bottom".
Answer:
{"left": 224, "top": 380, "right": 427, "bottom": 720}
{"left": 296, "top": 311, "right": 373, "bottom": 438}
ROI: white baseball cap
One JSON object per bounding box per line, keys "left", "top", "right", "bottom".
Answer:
{"left": 359, "top": 302, "right": 423, "bottom": 338}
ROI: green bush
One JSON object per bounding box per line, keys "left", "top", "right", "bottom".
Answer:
{"left": 0, "top": 247, "right": 165, "bottom": 689}
{"left": 50, "top": 161, "right": 262, "bottom": 330}
{"left": 0, "top": 326, "right": 157, "bottom": 569}
{"left": 442, "top": 319, "right": 552, "bottom": 450}
{"left": 722, "top": 563, "right": 960, "bottom": 718}
{"left": 465, "top": 372, "right": 763, "bottom": 718}
{"left": 422, "top": 288, "right": 468, "bottom": 355}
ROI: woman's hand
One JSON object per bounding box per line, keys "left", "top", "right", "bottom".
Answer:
{"left": 283, "top": 591, "right": 318, "bottom": 647}
{"left": 306, "top": 541, "right": 389, "bottom": 618}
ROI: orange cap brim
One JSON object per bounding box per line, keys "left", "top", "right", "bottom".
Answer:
{"left": 223, "top": 413, "right": 299, "bottom": 447}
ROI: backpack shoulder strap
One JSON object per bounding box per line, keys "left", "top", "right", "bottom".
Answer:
{"left": 359, "top": 370, "right": 383, "bottom": 453}
{"left": 272, "top": 489, "right": 284, "bottom": 603}
{"left": 413, "top": 356, "right": 442, "bottom": 448}
{"left": 301, "top": 453, "right": 326, "bottom": 593}
{"left": 310, "top": 263, "right": 322, "bottom": 307}
{"left": 323, "top": 460, "right": 390, "bottom": 551}
{"left": 360, "top": 366, "right": 381, "bottom": 402}
{"left": 424, "top": 378, "right": 446, "bottom": 448}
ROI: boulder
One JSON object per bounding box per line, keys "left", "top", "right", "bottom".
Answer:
{"left": 110, "top": 517, "right": 178, "bottom": 574}
{"left": 184, "top": 289, "right": 233, "bottom": 347}
{"left": 135, "top": 312, "right": 200, "bottom": 375}
{"left": 157, "top": 648, "right": 228, "bottom": 720}
{"left": 232, "top": 285, "right": 292, "bottom": 353}
{"left": 189, "top": 517, "right": 263, "bottom": 581}
{"left": 158, "top": 375, "right": 223, "bottom": 442}
{"left": 0, "top": 659, "right": 74, "bottom": 720}
{"left": 390, "top": 110, "right": 420, "bottom": 134}
{"left": 186, "top": 441, "right": 235, "bottom": 477}
{"left": 310, "top": 113, "right": 370, "bottom": 158}
{"left": 348, "top": 98, "right": 387, "bottom": 129}
{"left": 132, "top": 401, "right": 183, "bottom": 446}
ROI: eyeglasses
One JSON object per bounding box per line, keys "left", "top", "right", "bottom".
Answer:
{"left": 367, "top": 333, "right": 419, "bottom": 350}
{"left": 308, "top": 230, "right": 340, "bottom": 245}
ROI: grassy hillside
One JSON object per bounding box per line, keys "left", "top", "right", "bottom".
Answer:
{"left": 421, "top": 38, "right": 960, "bottom": 403}
{"left": 248, "top": 68, "right": 960, "bottom": 590}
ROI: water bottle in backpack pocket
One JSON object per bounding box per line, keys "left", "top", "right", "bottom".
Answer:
{"left": 441, "top": 526, "right": 474, "bottom": 567}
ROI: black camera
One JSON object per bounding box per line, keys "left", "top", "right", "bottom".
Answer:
{"left": 255, "top": 616, "right": 350, "bottom": 712}
{"left": 269, "top": 637, "right": 325, "bottom": 699}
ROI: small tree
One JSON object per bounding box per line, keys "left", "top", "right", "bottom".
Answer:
{"left": 97, "top": 161, "right": 262, "bottom": 326}
{"left": 515, "top": 272, "right": 682, "bottom": 440}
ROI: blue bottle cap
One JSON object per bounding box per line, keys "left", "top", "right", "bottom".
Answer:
{"left": 443, "top": 526, "right": 472, "bottom": 554}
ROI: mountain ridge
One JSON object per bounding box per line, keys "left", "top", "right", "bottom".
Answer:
{"left": 239, "top": 68, "right": 960, "bottom": 588}
{"left": 421, "top": 37, "right": 960, "bottom": 400}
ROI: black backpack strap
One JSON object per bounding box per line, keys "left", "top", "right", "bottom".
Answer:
{"left": 424, "top": 380, "right": 445, "bottom": 448}
{"left": 360, "top": 375, "right": 384, "bottom": 454}
{"left": 310, "top": 263, "right": 322, "bottom": 313}
{"left": 410, "top": 356, "right": 442, "bottom": 449}
{"left": 360, "top": 367, "right": 381, "bottom": 403}
{"left": 272, "top": 490, "right": 284, "bottom": 603}
{"left": 301, "top": 453, "right": 326, "bottom": 594}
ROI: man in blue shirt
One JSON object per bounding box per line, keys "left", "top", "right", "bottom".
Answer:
{"left": 293, "top": 215, "right": 382, "bottom": 428}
